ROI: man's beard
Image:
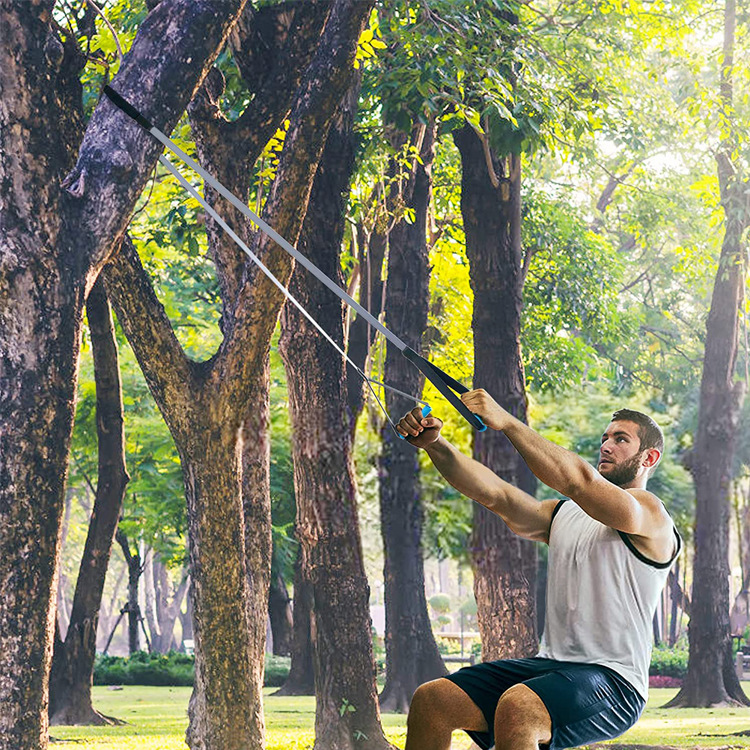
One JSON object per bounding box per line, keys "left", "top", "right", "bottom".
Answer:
{"left": 601, "top": 453, "right": 642, "bottom": 487}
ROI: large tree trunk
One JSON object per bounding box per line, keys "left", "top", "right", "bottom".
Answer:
{"left": 279, "top": 78, "right": 395, "bottom": 750}
{"left": 665, "top": 0, "right": 749, "bottom": 707}
{"left": 453, "top": 125, "right": 538, "bottom": 660}
{"left": 49, "top": 278, "right": 130, "bottom": 726}
{"left": 0, "top": 3, "right": 249, "bottom": 746}
{"left": 177, "top": 433, "right": 256, "bottom": 750}
{"left": 378, "top": 121, "right": 447, "bottom": 713}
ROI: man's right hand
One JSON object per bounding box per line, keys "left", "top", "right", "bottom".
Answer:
{"left": 396, "top": 408, "right": 444, "bottom": 449}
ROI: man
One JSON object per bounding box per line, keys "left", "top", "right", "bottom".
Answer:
{"left": 397, "top": 389, "right": 681, "bottom": 750}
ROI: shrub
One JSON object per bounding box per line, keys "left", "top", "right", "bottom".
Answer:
{"left": 649, "top": 646, "right": 688, "bottom": 678}
{"left": 649, "top": 674, "right": 682, "bottom": 688}
{"left": 264, "top": 655, "right": 292, "bottom": 687}
{"left": 94, "top": 651, "right": 291, "bottom": 687}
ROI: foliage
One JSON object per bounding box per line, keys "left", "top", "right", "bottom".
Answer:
{"left": 92, "top": 651, "right": 291, "bottom": 688}
{"left": 649, "top": 645, "right": 689, "bottom": 678}
{"left": 94, "top": 651, "right": 194, "bottom": 687}
{"left": 521, "top": 186, "right": 636, "bottom": 392}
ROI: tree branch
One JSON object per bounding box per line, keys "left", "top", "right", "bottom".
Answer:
{"left": 213, "top": 0, "right": 375, "bottom": 416}
{"left": 58, "top": 0, "right": 249, "bottom": 290}
{"left": 104, "top": 235, "right": 199, "bottom": 439}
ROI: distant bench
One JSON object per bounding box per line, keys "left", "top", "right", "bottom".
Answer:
{"left": 443, "top": 654, "right": 477, "bottom": 668}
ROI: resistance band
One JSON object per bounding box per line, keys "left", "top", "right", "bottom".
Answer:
{"left": 103, "top": 86, "right": 486, "bottom": 434}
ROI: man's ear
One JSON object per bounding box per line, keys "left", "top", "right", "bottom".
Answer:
{"left": 643, "top": 448, "right": 661, "bottom": 469}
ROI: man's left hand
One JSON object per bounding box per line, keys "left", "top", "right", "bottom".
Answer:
{"left": 460, "top": 389, "right": 512, "bottom": 431}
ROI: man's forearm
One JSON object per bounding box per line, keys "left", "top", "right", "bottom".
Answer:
{"left": 424, "top": 436, "right": 508, "bottom": 513}
{"left": 501, "top": 414, "right": 593, "bottom": 496}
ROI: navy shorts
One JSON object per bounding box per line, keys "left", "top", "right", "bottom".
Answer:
{"left": 443, "top": 657, "right": 645, "bottom": 750}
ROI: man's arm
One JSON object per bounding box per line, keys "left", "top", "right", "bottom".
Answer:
{"left": 397, "top": 410, "right": 556, "bottom": 543}
{"left": 459, "top": 390, "right": 670, "bottom": 539}
{"left": 425, "top": 436, "right": 557, "bottom": 543}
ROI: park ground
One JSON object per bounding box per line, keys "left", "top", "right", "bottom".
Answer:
{"left": 48, "top": 684, "right": 750, "bottom": 749}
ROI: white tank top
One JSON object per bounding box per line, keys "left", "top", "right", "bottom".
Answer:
{"left": 537, "top": 499, "right": 682, "bottom": 698}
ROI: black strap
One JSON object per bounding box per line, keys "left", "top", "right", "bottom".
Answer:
{"left": 103, "top": 86, "right": 154, "bottom": 131}
{"left": 402, "top": 347, "right": 486, "bottom": 431}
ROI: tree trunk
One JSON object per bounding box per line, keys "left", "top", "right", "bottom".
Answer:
{"left": 665, "top": 0, "right": 750, "bottom": 709}
{"left": 279, "top": 78, "right": 394, "bottom": 750}
{"left": 116, "top": 530, "right": 143, "bottom": 654}
{"left": 378, "top": 121, "right": 447, "bottom": 713}
{"left": 49, "top": 277, "right": 130, "bottom": 726}
{"left": 275, "top": 549, "right": 315, "bottom": 695}
{"left": 453, "top": 124, "right": 538, "bottom": 660}
{"left": 0, "top": 3, "right": 250, "bottom": 746}
{"left": 151, "top": 561, "right": 190, "bottom": 654}
{"left": 181, "top": 586, "right": 195, "bottom": 644}
{"left": 269, "top": 571, "right": 293, "bottom": 656}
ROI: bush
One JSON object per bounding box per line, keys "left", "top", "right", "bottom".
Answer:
{"left": 649, "top": 674, "right": 682, "bottom": 688}
{"left": 264, "top": 655, "right": 292, "bottom": 687}
{"left": 649, "top": 646, "right": 688, "bottom": 678}
{"left": 94, "top": 651, "right": 291, "bottom": 687}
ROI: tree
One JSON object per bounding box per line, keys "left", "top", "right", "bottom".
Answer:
{"left": 48, "top": 278, "right": 129, "bottom": 726}
{"left": 104, "top": 3, "right": 374, "bottom": 748}
{"left": 378, "top": 120, "right": 448, "bottom": 711}
{"left": 278, "top": 68, "right": 396, "bottom": 748}
{"left": 0, "top": 3, "right": 245, "bottom": 747}
{"left": 665, "top": 0, "right": 750, "bottom": 708}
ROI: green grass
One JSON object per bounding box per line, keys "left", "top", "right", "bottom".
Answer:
{"left": 48, "top": 684, "right": 750, "bottom": 749}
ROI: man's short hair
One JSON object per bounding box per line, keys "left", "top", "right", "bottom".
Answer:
{"left": 611, "top": 408, "right": 664, "bottom": 455}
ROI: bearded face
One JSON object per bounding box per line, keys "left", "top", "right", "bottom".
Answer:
{"left": 598, "top": 452, "right": 643, "bottom": 488}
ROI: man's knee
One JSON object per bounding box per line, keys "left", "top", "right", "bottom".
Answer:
{"left": 494, "top": 684, "right": 552, "bottom": 747}
{"left": 408, "top": 678, "right": 488, "bottom": 732}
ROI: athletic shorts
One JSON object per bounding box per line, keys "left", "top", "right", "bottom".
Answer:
{"left": 443, "top": 656, "right": 645, "bottom": 750}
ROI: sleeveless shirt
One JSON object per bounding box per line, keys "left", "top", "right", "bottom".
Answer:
{"left": 536, "top": 499, "right": 682, "bottom": 699}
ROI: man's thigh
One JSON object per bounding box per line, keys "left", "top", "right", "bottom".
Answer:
{"left": 523, "top": 663, "right": 645, "bottom": 750}
{"left": 442, "top": 658, "right": 557, "bottom": 750}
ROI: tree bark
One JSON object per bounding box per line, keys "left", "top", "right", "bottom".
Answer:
{"left": 665, "top": 0, "right": 749, "bottom": 708}
{"left": 150, "top": 558, "right": 189, "bottom": 654}
{"left": 48, "top": 277, "right": 130, "bottom": 726}
{"left": 278, "top": 72, "right": 394, "bottom": 750}
{"left": 378, "top": 121, "right": 447, "bottom": 713}
{"left": 453, "top": 124, "right": 538, "bottom": 660}
{"left": 0, "top": 3, "right": 248, "bottom": 746}
{"left": 275, "top": 548, "right": 315, "bottom": 695}
{"left": 116, "top": 529, "right": 143, "bottom": 655}
{"left": 268, "top": 571, "right": 293, "bottom": 657}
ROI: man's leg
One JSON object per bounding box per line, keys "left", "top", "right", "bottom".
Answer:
{"left": 493, "top": 684, "right": 552, "bottom": 750}
{"left": 405, "top": 678, "right": 489, "bottom": 750}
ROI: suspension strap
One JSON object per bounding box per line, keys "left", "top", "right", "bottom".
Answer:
{"left": 103, "top": 86, "right": 486, "bottom": 434}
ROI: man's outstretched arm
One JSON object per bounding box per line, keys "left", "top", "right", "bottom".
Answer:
{"left": 459, "top": 390, "right": 671, "bottom": 539}
{"left": 397, "top": 409, "right": 556, "bottom": 543}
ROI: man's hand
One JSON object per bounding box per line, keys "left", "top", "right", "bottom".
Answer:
{"left": 396, "top": 408, "right": 444, "bottom": 449}
{"left": 460, "top": 389, "right": 512, "bottom": 431}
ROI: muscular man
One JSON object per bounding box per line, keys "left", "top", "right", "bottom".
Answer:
{"left": 397, "top": 389, "right": 681, "bottom": 750}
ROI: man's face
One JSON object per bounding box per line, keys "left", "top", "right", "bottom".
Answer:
{"left": 598, "top": 420, "right": 647, "bottom": 488}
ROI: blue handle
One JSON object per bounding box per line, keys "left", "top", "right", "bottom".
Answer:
{"left": 398, "top": 405, "right": 432, "bottom": 440}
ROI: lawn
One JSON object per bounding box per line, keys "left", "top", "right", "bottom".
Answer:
{"left": 48, "top": 684, "right": 750, "bottom": 749}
